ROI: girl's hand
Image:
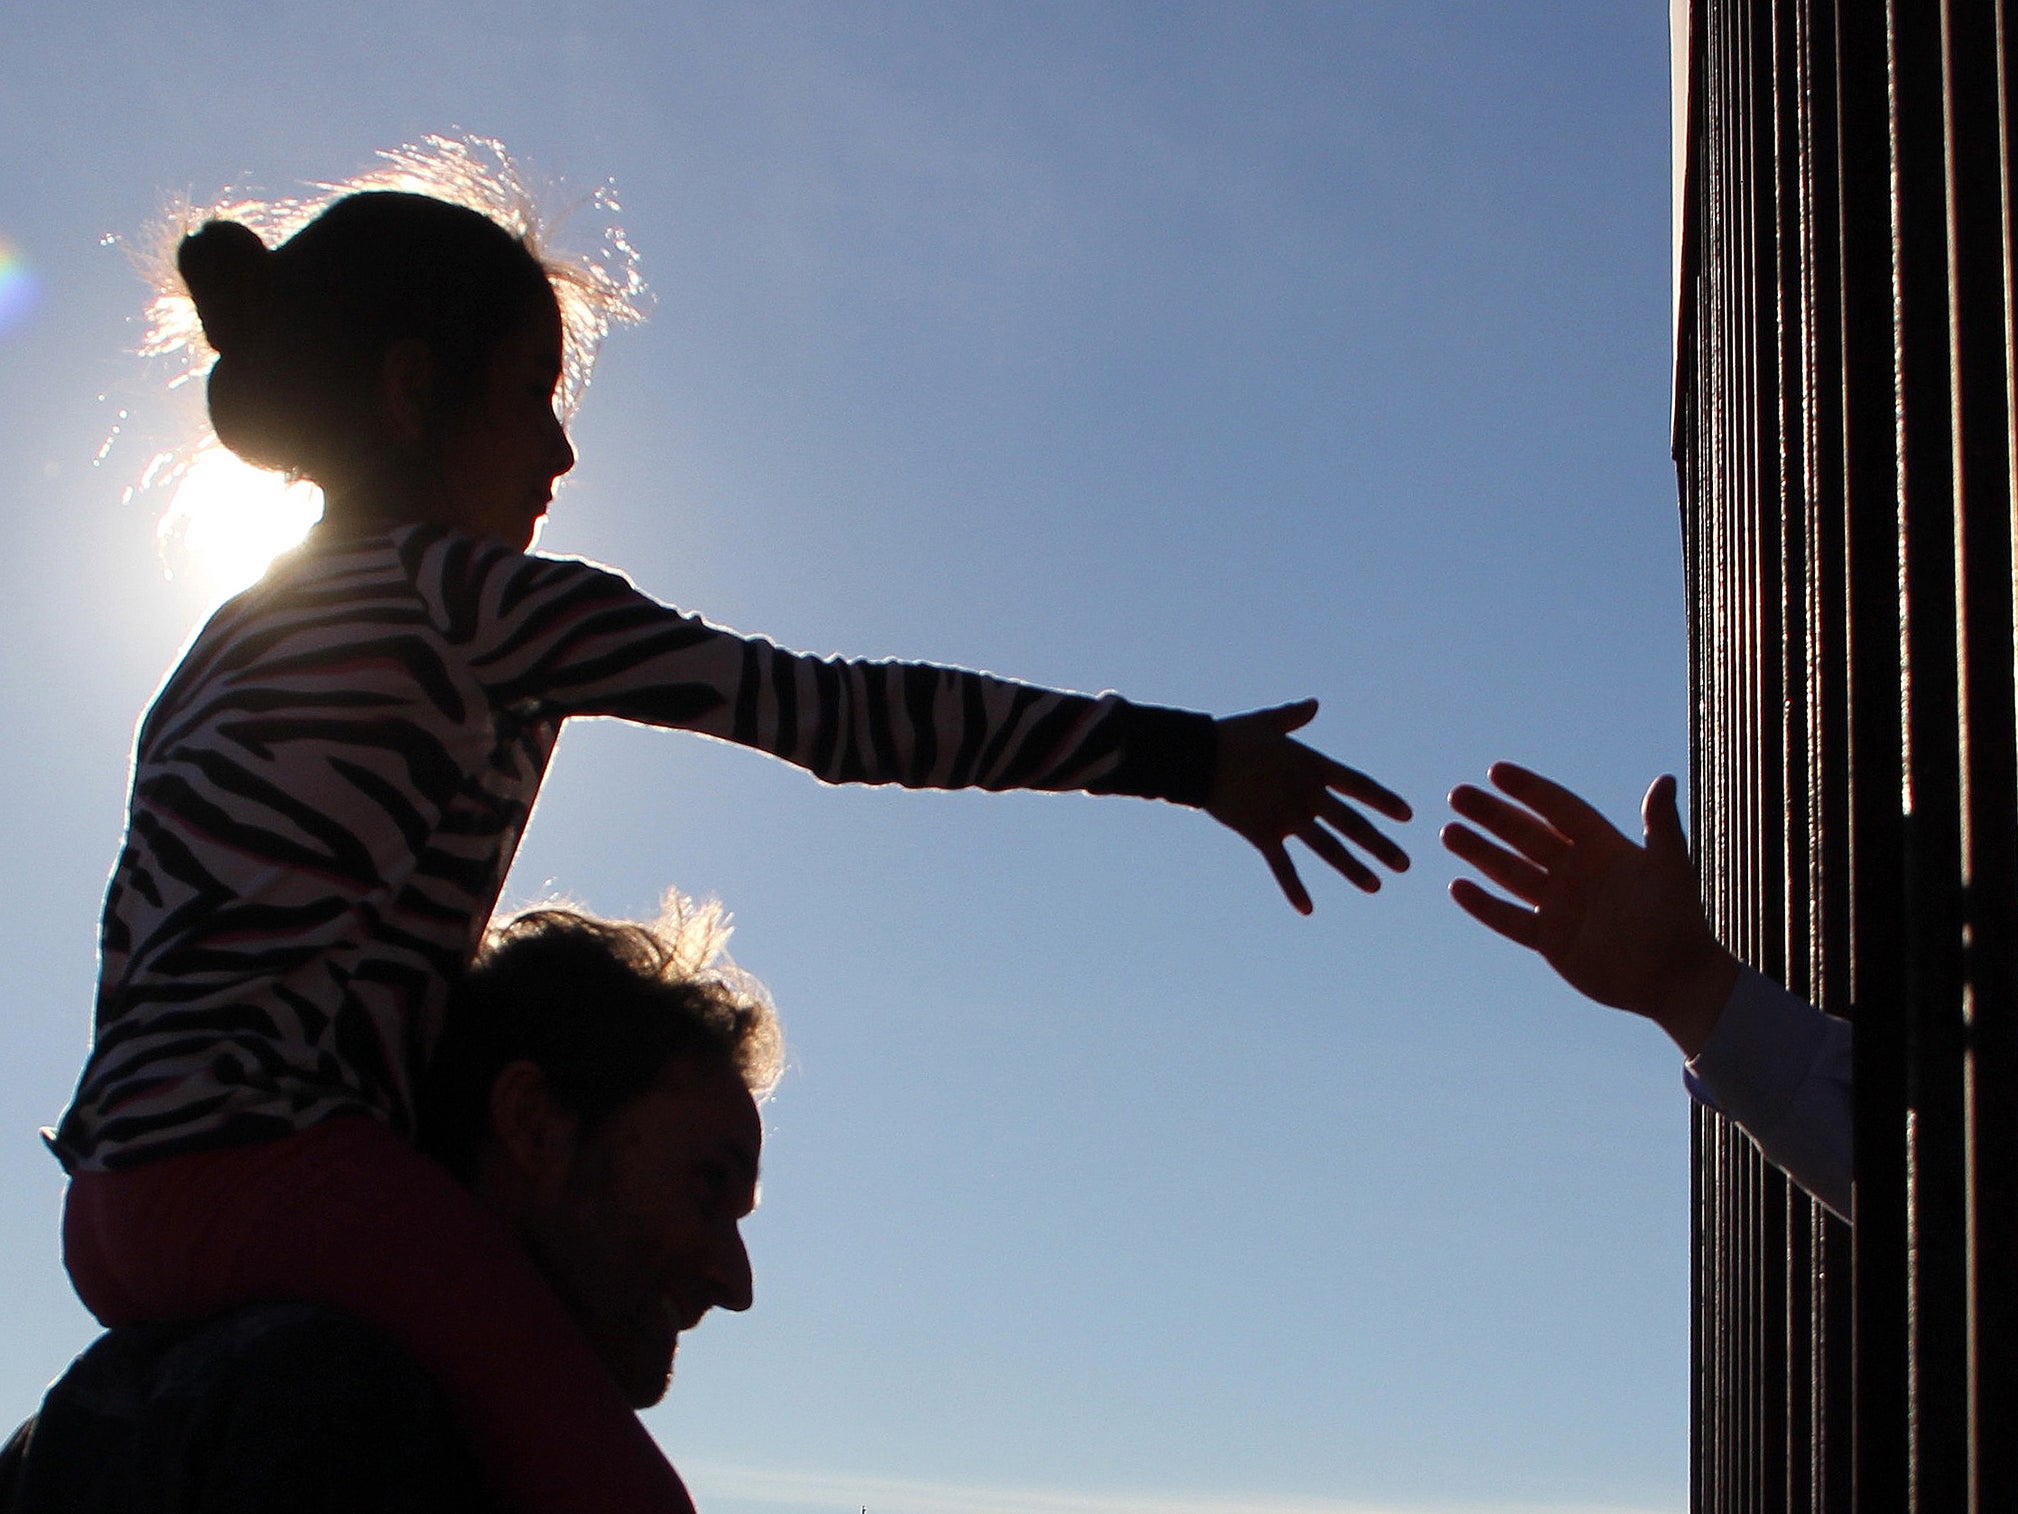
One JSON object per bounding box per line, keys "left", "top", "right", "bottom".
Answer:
{"left": 1207, "top": 700, "right": 1412, "bottom": 914}
{"left": 1441, "top": 763, "right": 1739, "bottom": 1055}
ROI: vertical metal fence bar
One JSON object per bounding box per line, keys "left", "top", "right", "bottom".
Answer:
{"left": 1939, "top": 7, "right": 2018, "bottom": 1511}
{"left": 1892, "top": 0, "right": 1972, "bottom": 1505}
{"left": 1804, "top": 12, "right": 1857, "bottom": 1509}
{"left": 1826, "top": 0, "right": 1910, "bottom": 1501}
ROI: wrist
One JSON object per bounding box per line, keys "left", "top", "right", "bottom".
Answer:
{"left": 1648, "top": 942, "right": 1741, "bottom": 1058}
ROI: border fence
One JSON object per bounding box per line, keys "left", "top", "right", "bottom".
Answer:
{"left": 1672, "top": 1, "right": 2018, "bottom": 1508}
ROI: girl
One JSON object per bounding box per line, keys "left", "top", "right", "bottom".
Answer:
{"left": 51, "top": 141, "right": 1411, "bottom": 1513}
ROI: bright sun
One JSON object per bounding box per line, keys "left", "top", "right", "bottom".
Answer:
{"left": 158, "top": 445, "right": 323, "bottom": 599}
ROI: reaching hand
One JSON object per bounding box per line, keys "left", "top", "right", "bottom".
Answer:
{"left": 1207, "top": 699, "right": 1412, "bottom": 915}
{"left": 1441, "top": 763, "right": 1737, "bottom": 1054}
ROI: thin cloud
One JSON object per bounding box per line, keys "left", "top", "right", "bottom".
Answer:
{"left": 681, "top": 1463, "right": 1676, "bottom": 1514}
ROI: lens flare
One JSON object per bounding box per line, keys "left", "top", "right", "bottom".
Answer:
{"left": 155, "top": 445, "right": 323, "bottom": 600}
{"left": 0, "top": 236, "right": 39, "bottom": 334}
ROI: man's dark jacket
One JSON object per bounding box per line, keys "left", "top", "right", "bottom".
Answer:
{"left": 0, "top": 1305, "right": 494, "bottom": 1513}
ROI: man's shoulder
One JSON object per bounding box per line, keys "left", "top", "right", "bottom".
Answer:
{"left": 3, "top": 1304, "right": 494, "bottom": 1514}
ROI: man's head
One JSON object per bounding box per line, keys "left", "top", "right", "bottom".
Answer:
{"left": 421, "top": 895, "right": 783, "bottom": 1408}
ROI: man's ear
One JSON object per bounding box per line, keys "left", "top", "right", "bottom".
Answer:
{"left": 378, "top": 337, "right": 437, "bottom": 447}
{"left": 487, "top": 1060, "right": 578, "bottom": 1205}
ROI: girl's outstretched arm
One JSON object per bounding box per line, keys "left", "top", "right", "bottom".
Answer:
{"left": 1206, "top": 700, "right": 1412, "bottom": 913}
{"left": 1441, "top": 763, "right": 1738, "bottom": 1054}
{"left": 438, "top": 532, "right": 1413, "bottom": 911}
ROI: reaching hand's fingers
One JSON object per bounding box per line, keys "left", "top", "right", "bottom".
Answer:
{"left": 1259, "top": 698, "right": 1320, "bottom": 735}
{"left": 1297, "top": 821, "right": 1381, "bottom": 892}
{"left": 1448, "top": 878, "right": 1544, "bottom": 949}
{"left": 1321, "top": 760, "right": 1413, "bottom": 822}
{"left": 1447, "top": 784, "right": 1569, "bottom": 867}
{"left": 1641, "top": 774, "right": 1689, "bottom": 863}
{"left": 1440, "top": 821, "right": 1550, "bottom": 903}
{"left": 1319, "top": 794, "right": 1410, "bottom": 871}
{"left": 1487, "top": 762, "right": 1620, "bottom": 845}
{"left": 1260, "top": 839, "right": 1314, "bottom": 915}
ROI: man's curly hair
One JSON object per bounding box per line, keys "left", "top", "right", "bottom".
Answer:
{"left": 420, "top": 893, "right": 783, "bottom": 1183}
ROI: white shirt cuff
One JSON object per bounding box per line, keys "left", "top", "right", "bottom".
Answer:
{"left": 1683, "top": 965, "right": 1854, "bottom": 1220}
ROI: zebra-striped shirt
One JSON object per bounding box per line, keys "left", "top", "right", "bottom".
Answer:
{"left": 52, "top": 523, "right": 1214, "bottom": 1173}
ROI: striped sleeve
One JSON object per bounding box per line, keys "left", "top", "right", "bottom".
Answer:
{"left": 405, "top": 529, "right": 1217, "bottom": 805}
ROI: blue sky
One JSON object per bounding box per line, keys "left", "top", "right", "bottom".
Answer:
{"left": 0, "top": 5, "right": 1688, "bottom": 1511}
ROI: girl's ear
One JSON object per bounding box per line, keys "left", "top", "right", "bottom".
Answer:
{"left": 378, "top": 337, "right": 437, "bottom": 447}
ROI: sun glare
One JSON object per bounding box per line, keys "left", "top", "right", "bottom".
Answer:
{"left": 156, "top": 445, "right": 322, "bottom": 599}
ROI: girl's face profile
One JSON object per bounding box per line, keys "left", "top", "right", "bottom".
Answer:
{"left": 434, "top": 300, "right": 575, "bottom": 552}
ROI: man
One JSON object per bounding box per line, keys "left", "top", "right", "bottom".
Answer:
{"left": 0, "top": 896, "right": 780, "bottom": 1513}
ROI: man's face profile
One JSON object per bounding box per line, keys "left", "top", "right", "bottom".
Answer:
{"left": 517, "top": 1057, "right": 762, "bottom": 1408}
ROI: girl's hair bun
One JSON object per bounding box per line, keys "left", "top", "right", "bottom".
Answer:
{"left": 138, "top": 138, "right": 648, "bottom": 480}
{"left": 176, "top": 219, "right": 274, "bottom": 357}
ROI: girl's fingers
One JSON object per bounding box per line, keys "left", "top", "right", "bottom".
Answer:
{"left": 1236, "top": 699, "right": 1319, "bottom": 737}
{"left": 1319, "top": 795, "right": 1410, "bottom": 871}
{"left": 1448, "top": 878, "right": 1543, "bottom": 949}
{"left": 1440, "top": 821, "right": 1550, "bottom": 903}
{"left": 1298, "top": 821, "right": 1381, "bottom": 893}
{"left": 1260, "top": 840, "right": 1315, "bottom": 915}
{"left": 1323, "top": 761, "right": 1413, "bottom": 822}
{"left": 1271, "top": 698, "right": 1320, "bottom": 733}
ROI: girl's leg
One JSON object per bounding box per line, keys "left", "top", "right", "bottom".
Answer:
{"left": 64, "top": 1120, "right": 693, "bottom": 1514}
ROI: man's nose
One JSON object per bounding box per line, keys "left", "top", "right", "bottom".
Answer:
{"left": 709, "top": 1225, "right": 754, "bottom": 1313}
{"left": 549, "top": 410, "right": 576, "bottom": 479}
